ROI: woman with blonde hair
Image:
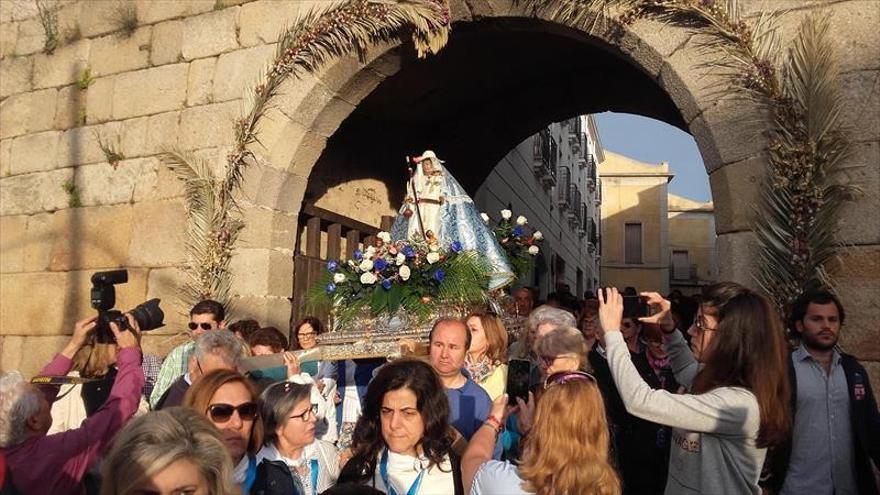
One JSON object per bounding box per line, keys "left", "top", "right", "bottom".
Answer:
{"left": 463, "top": 372, "right": 621, "bottom": 495}
{"left": 465, "top": 311, "right": 509, "bottom": 400}
{"left": 101, "top": 407, "right": 237, "bottom": 495}
{"left": 184, "top": 369, "right": 264, "bottom": 494}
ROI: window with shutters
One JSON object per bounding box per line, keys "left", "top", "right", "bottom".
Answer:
{"left": 624, "top": 223, "right": 642, "bottom": 264}
{"left": 672, "top": 250, "right": 690, "bottom": 280}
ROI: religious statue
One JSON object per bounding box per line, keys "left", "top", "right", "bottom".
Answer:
{"left": 390, "top": 150, "right": 515, "bottom": 290}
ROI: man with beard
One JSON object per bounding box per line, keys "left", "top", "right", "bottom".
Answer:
{"left": 771, "top": 290, "right": 880, "bottom": 495}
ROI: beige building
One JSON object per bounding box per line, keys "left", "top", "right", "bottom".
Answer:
{"left": 475, "top": 115, "right": 602, "bottom": 299}
{"left": 668, "top": 193, "right": 717, "bottom": 295}
{"left": 598, "top": 151, "right": 673, "bottom": 293}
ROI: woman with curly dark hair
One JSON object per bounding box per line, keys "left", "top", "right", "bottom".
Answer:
{"left": 337, "top": 359, "right": 462, "bottom": 494}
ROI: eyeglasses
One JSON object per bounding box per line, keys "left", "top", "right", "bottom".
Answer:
{"left": 543, "top": 370, "right": 596, "bottom": 390}
{"left": 694, "top": 315, "right": 717, "bottom": 332}
{"left": 298, "top": 331, "right": 317, "bottom": 339}
{"left": 207, "top": 402, "right": 259, "bottom": 423}
{"left": 289, "top": 403, "right": 319, "bottom": 421}
{"left": 188, "top": 322, "right": 214, "bottom": 331}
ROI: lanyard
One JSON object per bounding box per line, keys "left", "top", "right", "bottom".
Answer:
{"left": 242, "top": 455, "right": 257, "bottom": 495}
{"left": 309, "top": 459, "right": 319, "bottom": 495}
{"left": 379, "top": 449, "right": 426, "bottom": 495}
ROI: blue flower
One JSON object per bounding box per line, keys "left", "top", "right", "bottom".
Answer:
{"left": 353, "top": 249, "right": 363, "bottom": 261}
{"left": 374, "top": 258, "right": 387, "bottom": 271}
{"left": 513, "top": 226, "right": 525, "bottom": 237}
{"left": 326, "top": 260, "right": 338, "bottom": 272}
{"left": 433, "top": 269, "right": 446, "bottom": 282}
{"left": 402, "top": 246, "right": 415, "bottom": 259}
{"left": 450, "top": 241, "right": 462, "bottom": 253}
{"left": 382, "top": 279, "right": 392, "bottom": 290}
{"left": 325, "top": 283, "right": 337, "bottom": 294}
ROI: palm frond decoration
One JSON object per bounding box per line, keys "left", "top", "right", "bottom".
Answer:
{"left": 160, "top": 150, "right": 244, "bottom": 313}
{"left": 162, "top": 0, "right": 451, "bottom": 312}
{"left": 753, "top": 13, "right": 858, "bottom": 315}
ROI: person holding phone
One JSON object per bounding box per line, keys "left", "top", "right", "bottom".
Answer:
{"left": 463, "top": 372, "right": 621, "bottom": 495}
{"left": 597, "top": 283, "right": 791, "bottom": 494}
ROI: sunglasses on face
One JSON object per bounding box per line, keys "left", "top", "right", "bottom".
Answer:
{"left": 207, "top": 402, "right": 259, "bottom": 423}
{"left": 543, "top": 370, "right": 596, "bottom": 389}
{"left": 188, "top": 322, "right": 214, "bottom": 331}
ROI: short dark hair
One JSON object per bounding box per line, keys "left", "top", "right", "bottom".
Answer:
{"left": 227, "top": 319, "right": 260, "bottom": 340}
{"left": 789, "top": 289, "right": 845, "bottom": 331}
{"left": 247, "top": 327, "right": 288, "bottom": 352}
{"left": 428, "top": 317, "right": 470, "bottom": 350}
{"left": 293, "top": 317, "right": 325, "bottom": 350}
{"left": 190, "top": 300, "right": 225, "bottom": 322}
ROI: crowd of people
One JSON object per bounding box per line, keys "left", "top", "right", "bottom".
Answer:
{"left": 1, "top": 282, "right": 878, "bottom": 494}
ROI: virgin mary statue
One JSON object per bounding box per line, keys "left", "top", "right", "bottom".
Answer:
{"left": 390, "top": 150, "right": 515, "bottom": 291}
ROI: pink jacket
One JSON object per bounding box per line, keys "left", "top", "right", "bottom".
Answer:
{"left": 2, "top": 347, "right": 145, "bottom": 495}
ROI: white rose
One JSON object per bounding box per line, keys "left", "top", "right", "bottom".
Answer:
{"left": 396, "top": 253, "right": 406, "bottom": 266}
{"left": 359, "top": 259, "right": 374, "bottom": 272}
{"left": 533, "top": 230, "right": 544, "bottom": 240}
{"left": 333, "top": 273, "right": 346, "bottom": 284}
{"left": 501, "top": 209, "right": 512, "bottom": 220}
{"left": 516, "top": 215, "right": 528, "bottom": 226}
{"left": 480, "top": 212, "right": 490, "bottom": 223}
{"left": 377, "top": 231, "right": 391, "bottom": 243}
{"left": 528, "top": 245, "right": 540, "bottom": 255}
{"left": 360, "top": 272, "right": 377, "bottom": 284}
{"left": 429, "top": 244, "right": 439, "bottom": 252}
{"left": 399, "top": 265, "right": 411, "bottom": 281}
{"left": 426, "top": 252, "right": 441, "bottom": 264}
{"left": 365, "top": 246, "right": 377, "bottom": 257}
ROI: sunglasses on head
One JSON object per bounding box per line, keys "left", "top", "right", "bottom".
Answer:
{"left": 543, "top": 370, "right": 596, "bottom": 390}
{"left": 188, "top": 322, "right": 214, "bottom": 331}
{"left": 207, "top": 402, "right": 258, "bottom": 423}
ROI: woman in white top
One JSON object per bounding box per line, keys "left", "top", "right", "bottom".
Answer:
{"left": 597, "top": 284, "right": 791, "bottom": 494}
{"left": 253, "top": 381, "right": 339, "bottom": 495}
{"left": 464, "top": 311, "right": 508, "bottom": 401}
{"left": 337, "top": 359, "right": 463, "bottom": 494}
{"left": 464, "top": 372, "right": 621, "bottom": 495}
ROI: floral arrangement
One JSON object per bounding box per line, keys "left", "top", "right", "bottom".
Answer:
{"left": 482, "top": 209, "right": 543, "bottom": 280}
{"left": 307, "top": 232, "right": 489, "bottom": 326}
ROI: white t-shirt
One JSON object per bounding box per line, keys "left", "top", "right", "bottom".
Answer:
{"left": 470, "top": 460, "right": 532, "bottom": 495}
{"left": 372, "top": 450, "right": 456, "bottom": 495}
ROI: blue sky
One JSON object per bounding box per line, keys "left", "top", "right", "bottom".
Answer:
{"left": 593, "top": 112, "right": 711, "bottom": 202}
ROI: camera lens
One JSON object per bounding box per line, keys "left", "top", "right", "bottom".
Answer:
{"left": 130, "top": 298, "right": 164, "bottom": 332}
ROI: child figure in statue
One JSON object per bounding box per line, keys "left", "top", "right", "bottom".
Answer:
{"left": 390, "top": 150, "right": 515, "bottom": 291}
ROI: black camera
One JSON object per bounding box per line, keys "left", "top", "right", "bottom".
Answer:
{"left": 90, "top": 269, "right": 165, "bottom": 343}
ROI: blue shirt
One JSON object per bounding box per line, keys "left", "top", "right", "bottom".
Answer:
{"left": 780, "top": 346, "right": 857, "bottom": 495}
{"left": 446, "top": 376, "right": 503, "bottom": 460}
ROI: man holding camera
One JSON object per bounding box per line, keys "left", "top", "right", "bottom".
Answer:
{"left": 0, "top": 316, "right": 144, "bottom": 495}
{"left": 148, "top": 300, "right": 226, "bottom": 409}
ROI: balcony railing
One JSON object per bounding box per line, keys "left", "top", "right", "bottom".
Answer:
{"left": 532, "top": 129, "right": 557, "bottom": 187}
{"left": 567, "top": 186, "right": 580, "bottom": 224}
{"left": 557, "top": 166, "right": 571, "bottom": 208}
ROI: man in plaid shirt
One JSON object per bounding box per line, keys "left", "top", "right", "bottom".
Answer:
{"left": 149, "top": 300, "right": 226, "bottom": 408}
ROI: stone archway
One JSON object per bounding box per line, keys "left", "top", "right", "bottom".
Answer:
{"left": 232, "top": 1, "right": 877, "bottom": 384}
{"left": 240, "top": 2, "right": 768, "bottom": 325}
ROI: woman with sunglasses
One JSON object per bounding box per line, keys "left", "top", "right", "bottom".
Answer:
{"left": 183, "top": 369, "right": 264, "bottom": 494}
{"left": 597, "top": 284, "right": 791, "bottom": 494}
{"left": 337, "top": 359, "right": 463, "bottom": 494}
{"left": 251, "top": 380, "right": 339, "bottom": 494}
{"left": 463, "top": 371, "right": 621, "bottom": 495}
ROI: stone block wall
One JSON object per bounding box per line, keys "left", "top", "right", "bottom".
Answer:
{"left": 0, "top": 0, "right": 324, "bottom": 375}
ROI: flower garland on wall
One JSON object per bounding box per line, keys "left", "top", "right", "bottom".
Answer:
{"left": 160, "top": 0, "right": 451, "bottom": 311}
{"left": 520, "top": 0, "right": 857, "bottom": 316}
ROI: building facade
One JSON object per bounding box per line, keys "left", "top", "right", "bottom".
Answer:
{"left": 598, "top": 151, "right": 673, "bottom": 293}
{"left": 668, "top": 194, "right": 717, "bottom": 296}
{"left": 474, "top": 115, "right": 603, "bottom": 299}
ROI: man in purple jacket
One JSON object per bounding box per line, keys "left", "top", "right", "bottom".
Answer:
{"left": 0, "top": 315, "right": 145, "bottom": 495}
